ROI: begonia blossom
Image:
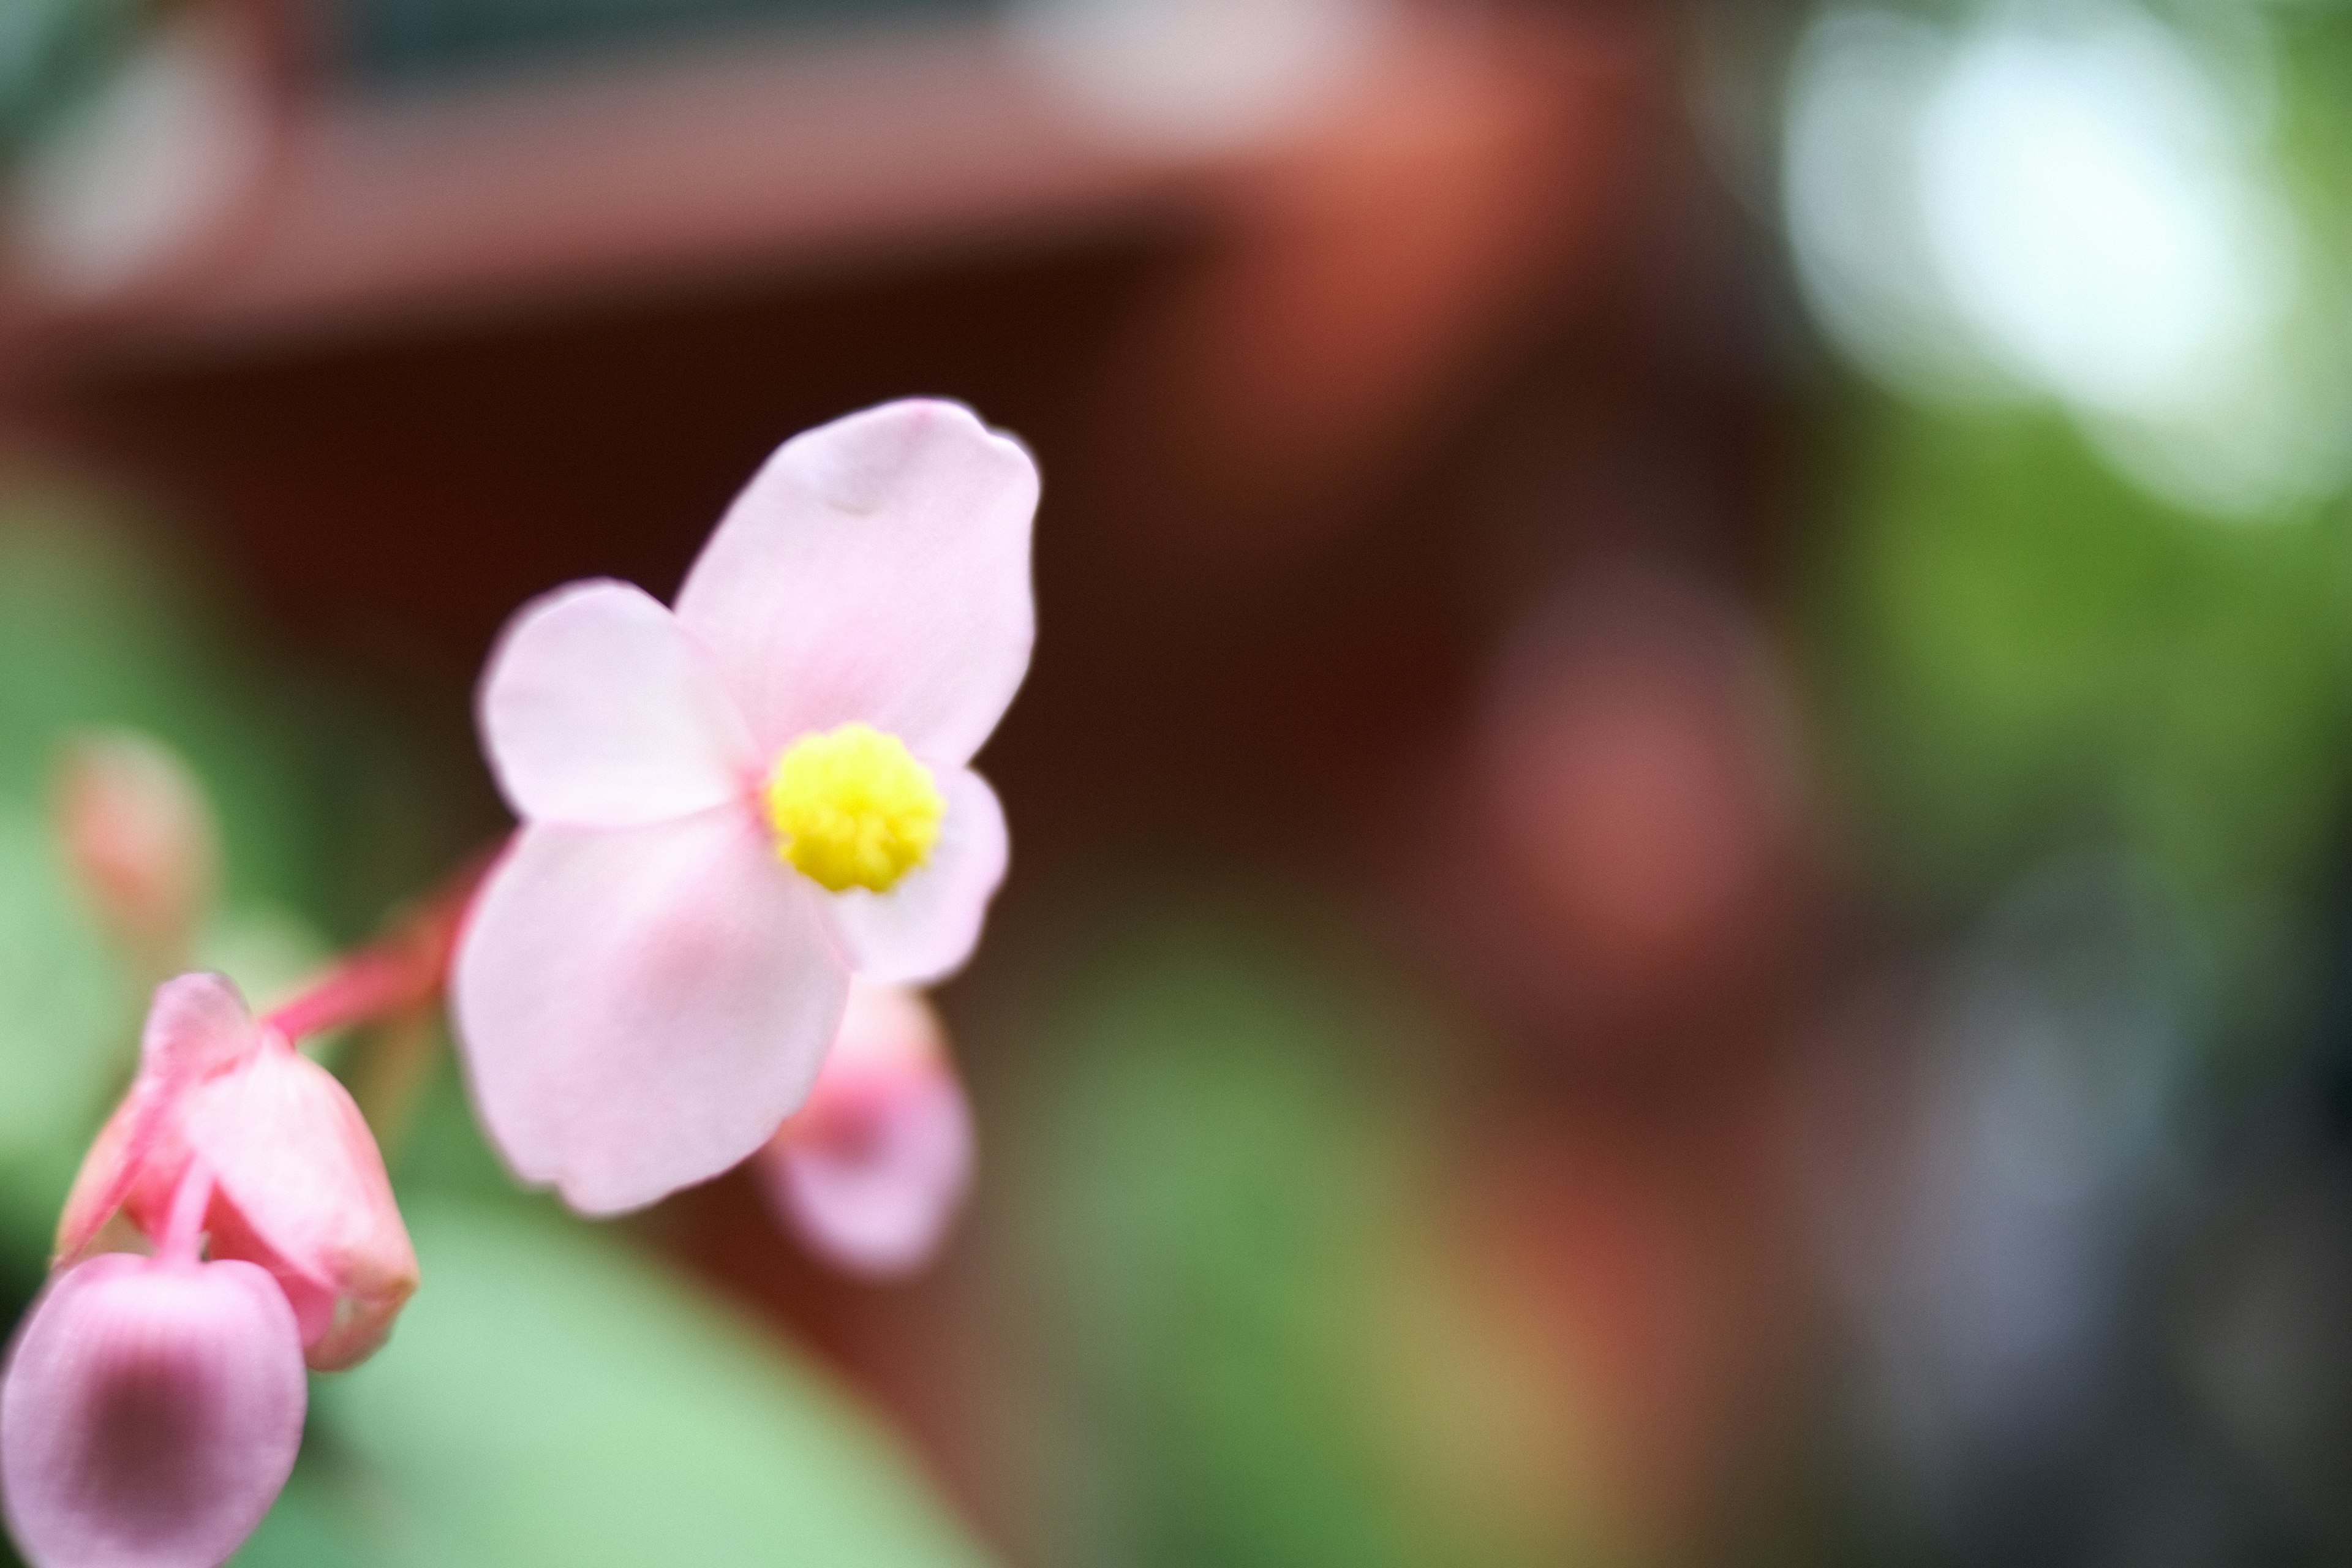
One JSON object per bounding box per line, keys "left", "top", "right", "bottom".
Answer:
{"left": 452, "top": 399, "right": 1036, "bottom": 1215}
{"left": 755, "top": 981, "right": 975, "bottom": 1279}
{"left": 1, "top": 1251, "right": 306, "bottom": 1568}
{"left": 56, "top": 973, "right": 419, "bottom": 1371}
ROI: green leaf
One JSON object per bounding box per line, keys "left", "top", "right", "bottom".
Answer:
{"left": 1001, "top": 908, "right": 1595, "bottom": 1568}
{"left": 1811, "top": 406, "right": 2352, "bottom": 922}
{"left": 240, "top": 1202, "right": 995, "bottom": 1568}
{"left": 0, "top": 499, "right": 320, "bottom": 916}
{"left": 0, "top": 803, "right": 129, "bottom": 1178}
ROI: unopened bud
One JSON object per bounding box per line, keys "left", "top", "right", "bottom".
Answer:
{"left": 57, "top": 974, "right": 419, "bottom": 1371}
{"left": 0, "top": 1252, "right": 306, "bottom": 1568}
{"left": 756, "top": 982, "right": 974, "bottom": 1280}
{"left": 180, "top": 1045, "right": 420, "bottom": 1370}
{"left": 52, "top": 733, "right": 219, "bottom": 975}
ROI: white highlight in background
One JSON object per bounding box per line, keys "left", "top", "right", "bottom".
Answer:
{"left": 1006, "top": 0, "right": 1395, "bottom": 156}
{"left": 1781, "top": 2, "right": 2342, "bottom": 521}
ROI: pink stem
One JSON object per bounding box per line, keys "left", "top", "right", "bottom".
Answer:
{"left": 263, "top": 951, "right": 416, "bottom": 1046}
{"left": 259, "top": 849, "right": 494, "bottom": 1047}
{"left": 160, "top": 1159, "right": 214, "bottom": 1265}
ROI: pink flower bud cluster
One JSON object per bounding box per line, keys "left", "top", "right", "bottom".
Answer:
{"left": 2, "top": 974, "right": 417, "bottom": 1568}
{"left": 0, "top": 398, "right": 1028, "bottom": 1565}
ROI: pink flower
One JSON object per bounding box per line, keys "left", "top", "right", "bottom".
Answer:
{"left": 56, "top": 974, "right": 420, "bottom": 1372}
{"left": 1, "top": 1252, "right": 305, "bottom": 1568}
{"left": 755, "top": 981, "right": 975, "bottom": 1279}
{"left": 452, "top": 400, "right": 1036, "bottom": 1215}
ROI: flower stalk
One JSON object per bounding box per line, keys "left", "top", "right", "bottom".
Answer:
{"left": 262, "top": 855, "right": 487, "bottom": 1047}
{"left": 157, "top": 1160, "right": 214, "bottom": 1268}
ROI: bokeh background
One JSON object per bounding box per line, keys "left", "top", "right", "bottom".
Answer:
{"left": 3, "top": 0, "right": 2351, "bottom": 1563}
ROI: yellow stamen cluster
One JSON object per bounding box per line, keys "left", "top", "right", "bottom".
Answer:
{"left": 764, "top": 723, "right": 944, "bottom": 894}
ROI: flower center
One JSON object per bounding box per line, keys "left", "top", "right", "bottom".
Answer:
{"left": 763, "top": 723, "right": 944, "bottom": 894}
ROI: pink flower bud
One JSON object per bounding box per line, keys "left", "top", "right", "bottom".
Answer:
{"left": 1, "top": 1253, "right": 306, "bottom": 1568}
{"left": 51, "top": 734, "right": 219, "bottom": 975}
{"left": 179, "top": 1047, "right": 419, "bottom": 1370}
{"left": 55, "top": 976, "right": 251, "bottom": 1267}
{"left": 56, "top": 974, "right": 418, "bottom": 1371}
{"left": 755, "top": 982, "right": 974, "bottom": 1279}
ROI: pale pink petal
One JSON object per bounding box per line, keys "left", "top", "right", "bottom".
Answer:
{"left": 479, "top": 579, "right": 757, "bottom": 828}
{"left": 137, "top": 973, "right": 258, "bottom": 1084}
{"left": 452, "top": 812, "right": 850, "bottom": 1216}
{"left": 54, "top": 975, "right": 256, "bottom": 1264}
{"left": 829, "top": 980, "right": 948, "bottom": 1074}
{"left": 823, "top": 766, "right": 1008, "bottom": 986}
{"left": 675, "top": 400, "right": 1039, "bottom": 765}
{"left": 183, "top": 1052, "right": 418, "bottom": 1371}
{"left": 757, "top": 987, "right": 973, "bottom": 1278}
{"left": 51, "top": 1098, "right": 149, "bottom": 1268}
{"left": 1, "top": 1254, "right": 305, "bottom": 1568}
